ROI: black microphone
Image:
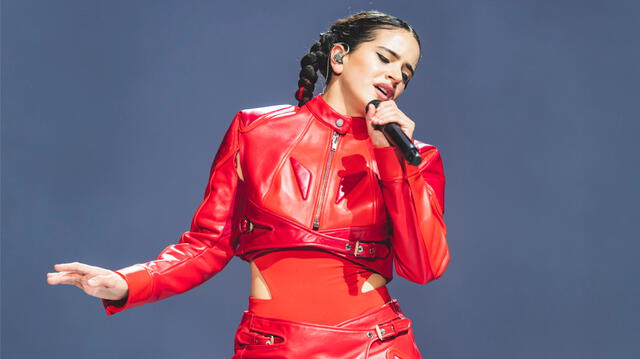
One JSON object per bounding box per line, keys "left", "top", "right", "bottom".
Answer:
{"left": 366, "top": 100, "right": 422, "bottom": 166}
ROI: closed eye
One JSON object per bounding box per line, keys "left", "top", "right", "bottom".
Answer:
{"left": 377, "top": 53, "right": 410, "bottom": 84}
{"left": 377, "top": 53, "right": 390, "bottom": 63}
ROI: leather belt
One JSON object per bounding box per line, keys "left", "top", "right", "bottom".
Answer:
{"left": 373, "top": 317, "right": 412, "bottom": 341}
{"left": 236, "top": 199, "right": 391, "bottom": 260}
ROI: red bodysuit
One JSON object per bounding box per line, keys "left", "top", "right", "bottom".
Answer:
{"left": 249, "top": 249, "right": 392, "bottom": 325}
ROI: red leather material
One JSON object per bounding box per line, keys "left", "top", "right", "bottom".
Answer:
{"left": 232, "top": 299, "right": 423, "bottom": 358}
{"left": 236, "top": 199, "right": 393, "bottom": 279}
{"left": 289, "top": 157, "right": 312, "bottom": 200}
{"left": 102, "top": 93, "right": 449, "bottom": 316}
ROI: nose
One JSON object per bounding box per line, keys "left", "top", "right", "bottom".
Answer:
{"left": 385, "top": 67, "right": 402, "bottom": 87}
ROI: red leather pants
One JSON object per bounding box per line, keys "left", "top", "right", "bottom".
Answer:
{"left": 231, "top": 299, "right": 423, "bottom": 359}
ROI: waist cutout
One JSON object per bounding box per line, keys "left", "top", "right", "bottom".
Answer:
{"left": 248, "top": 249, "right": 392, "bottom": 326}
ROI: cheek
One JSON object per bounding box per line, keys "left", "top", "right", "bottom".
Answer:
{"left": 351, "top": 62, "right": 375, "bottom": 87}
{"left": 343, "top": 68, "right": 365, "bottom": 91}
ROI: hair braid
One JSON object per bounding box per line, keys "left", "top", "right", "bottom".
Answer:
{"left": 295, "top": 35, "right": 331, "bottom": 107}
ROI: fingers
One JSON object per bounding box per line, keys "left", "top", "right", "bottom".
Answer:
{"left": 366, "top": 102, "right": 386, "bottom": 131}
{"left": 48, "top": 262, "right": 112, "bottom": 288}
{"left": 47, "top": 271, "right": 117, "bottom": 294}
{"left": 368, "top": 101, "right": 394, "bottom": 124}
{"left": 52, "top": 262, "right": 104, "bottom": 275}
{"left": 46, "top": 271, "right": 84, "bottom": 287}
{"left": 365, "top": 101, "right": 415, "bottom": 140}
{"left": 366, "top": 102, "right": 377, "bottom": 121}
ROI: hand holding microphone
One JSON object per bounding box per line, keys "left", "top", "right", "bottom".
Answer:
{"left": 365, "top": 99, "right": 422, "bottom": 166}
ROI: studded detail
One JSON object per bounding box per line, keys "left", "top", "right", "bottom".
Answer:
{"left": 335, "top": 119, "right": 344, "bottom": 127}
{"left": 366, "top": 331, "right": 374, "bottom": 338}
{"left": 239, "top": 217, "right": 253, "bottom": 233}
{"left": 353, "top": 240, "right": 365, "bottom": 257}
{"left": 345, "top": 243, "right": 352, "bottom": 250}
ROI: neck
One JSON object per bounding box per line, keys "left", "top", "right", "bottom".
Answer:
{"left": 321, "top": 83, "right": 362, "bottom": 118}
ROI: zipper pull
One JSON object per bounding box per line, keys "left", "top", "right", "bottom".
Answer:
{"left": 331, "top": 131, "right": 339, "bottom": 151}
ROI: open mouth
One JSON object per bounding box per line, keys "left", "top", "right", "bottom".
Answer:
{"left": 374, "top": 85, "right": 391, "bottom": 100}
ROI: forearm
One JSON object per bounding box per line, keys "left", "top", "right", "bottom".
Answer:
{"left": 373, "top": 144, "right": 449, "bottom": 284}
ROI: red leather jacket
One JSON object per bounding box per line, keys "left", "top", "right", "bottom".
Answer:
{"left": 103, "top": 94, "right": 449, "bottom": 315}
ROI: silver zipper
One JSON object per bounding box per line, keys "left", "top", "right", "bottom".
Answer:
{"left": 312, "top": 130, "right": 340, "bottom": 230}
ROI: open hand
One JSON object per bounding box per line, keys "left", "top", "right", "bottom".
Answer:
{"left": 46, "top": 262, "right": 128, "bottom": 301}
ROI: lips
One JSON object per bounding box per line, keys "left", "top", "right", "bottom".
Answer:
{"left": 373, "top": 83, "right": 394, "bottom": 101}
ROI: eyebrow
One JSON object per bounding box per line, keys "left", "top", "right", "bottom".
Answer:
{"left": 377, "top": 46, "right": 415, "bottom": 78}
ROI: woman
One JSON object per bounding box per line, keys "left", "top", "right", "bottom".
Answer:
{"left": 47, "top": 10, "right": 449, "bottom": 358}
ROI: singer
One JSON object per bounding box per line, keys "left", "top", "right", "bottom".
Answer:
{"left": 47, "top": 10, "right": 449, "bottom": 358}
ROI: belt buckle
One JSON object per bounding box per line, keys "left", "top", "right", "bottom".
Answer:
{"left": 353, "top": 240, "right": 363, "bottom": 257}
{"left": 374, "top": 323, "right": 388, "bottom": 341}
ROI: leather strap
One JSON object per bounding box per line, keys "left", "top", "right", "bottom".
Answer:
{"left": 237, "top": 200, "right": 391, "bottom": 260}
{"left": 374, "top": 317, "right": 412, "bottom": 341}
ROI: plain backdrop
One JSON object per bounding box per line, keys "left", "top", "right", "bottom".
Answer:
{"left": 2, "top": 0, "right": 639, "bottom": 358}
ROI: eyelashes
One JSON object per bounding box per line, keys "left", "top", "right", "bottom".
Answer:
{"left": 377, "top": 53, "right": 409, "bottom": 83}
{"left": 377, "top": 53, "right": 390, "bottom": 63}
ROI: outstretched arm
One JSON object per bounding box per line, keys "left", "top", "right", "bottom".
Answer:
{"left": 102, "top": 111, "right": 246, "bottom": 315}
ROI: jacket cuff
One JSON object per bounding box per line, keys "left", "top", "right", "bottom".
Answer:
{"left": 102, "top": 264, "right": 153, "bottom": 316}
{"left": 373, "top": 146, "right": 405, "bottom": 181}
{"left": 405, "top": 158, "right": 423, "bottom": 178}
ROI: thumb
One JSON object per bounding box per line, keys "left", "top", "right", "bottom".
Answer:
{"left": 365, "top": 103, "right": 377, "bottom": 121}
{"left": 88, "top": 274, "right": 114, "bottom": 288}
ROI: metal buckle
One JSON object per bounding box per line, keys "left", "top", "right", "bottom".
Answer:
{"left": 374, "top": 324, "right": 387, "bottom": 340}
{"left": 353, "top": 240, "right": 364, "bottom": 256}
{"left": 265, "top": 335, "right": 274, "bottom": 345}
{"left": 239, "top": 217, "right": 254, "bottom": 233}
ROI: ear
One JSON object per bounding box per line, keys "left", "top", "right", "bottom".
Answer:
{"left": 328, "top": 43, "right": 349, "bottom": 75}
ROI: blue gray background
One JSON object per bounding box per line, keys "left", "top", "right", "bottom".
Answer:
{"left": 3, "top": 1, "right": 639, "bottom": 358}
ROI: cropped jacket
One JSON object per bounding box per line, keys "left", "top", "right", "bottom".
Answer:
{"left": 103, "top": 94, "right": 449, "bottom": 315}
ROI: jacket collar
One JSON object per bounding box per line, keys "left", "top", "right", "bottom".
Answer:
{"left": 304, "top": 93, "right": 366, "bottom": 135}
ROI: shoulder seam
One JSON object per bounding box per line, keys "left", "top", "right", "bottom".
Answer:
{"left": 414, "top": 139, "right": 438, "bottom": 153}
{"left": 240, "top": 104, "right": 297, "bottom": 132}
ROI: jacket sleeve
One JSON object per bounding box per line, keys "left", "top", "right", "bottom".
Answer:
{"left": 373, "top": 142, "right": 449, "bottom": 285}
{"left": 102, "top": 111, "right": 246, "bottom": 315}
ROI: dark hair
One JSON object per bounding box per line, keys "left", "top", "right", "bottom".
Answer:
{"left": 294, "top": 10, "right": 421, "bottom": 107}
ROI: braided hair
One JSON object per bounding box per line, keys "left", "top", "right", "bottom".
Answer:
{"left": 295, "top": 10, "right": 421, "bottom": 107}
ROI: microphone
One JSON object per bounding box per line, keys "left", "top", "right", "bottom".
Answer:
{"left": 366, "top": 100, "right": 422, "bottom": 166}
